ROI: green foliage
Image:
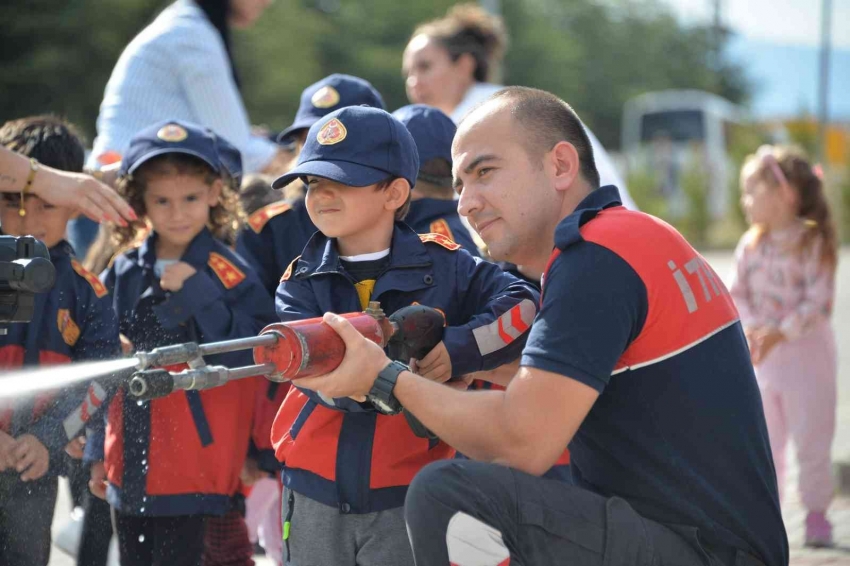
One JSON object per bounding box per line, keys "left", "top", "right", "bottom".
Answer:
{"left": 0, "top": 0, "right": 750, "bottom": 151}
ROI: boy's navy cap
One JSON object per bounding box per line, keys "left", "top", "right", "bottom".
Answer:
{"left": 278, "top": 74, "right": 385, "bottom": 143}
{"left": 121, "top": 120, "right": 243, "bottom": 186}
{"left": 272, "top": 106, "right": 419, "bottom": 190}
{"left": 392, "top": 104, "right": 456, "bottom": 165}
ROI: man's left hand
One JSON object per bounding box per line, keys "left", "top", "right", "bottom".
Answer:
{"left": 296, "top": 313, "right": 391, "bottom": 399}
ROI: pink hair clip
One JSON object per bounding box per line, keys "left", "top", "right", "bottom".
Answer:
{"left": 755, "top": 145, "right": 789, "bottom": 188}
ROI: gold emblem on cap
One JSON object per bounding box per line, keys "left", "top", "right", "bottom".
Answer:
{"left": 157, "top": 124, "right": 188, "bottom": 142}
{"left": 311, "top": 86, "right": 340, "bottom": 109}
{"left": 317, "top": 118, "right": 347, "bottom": 146}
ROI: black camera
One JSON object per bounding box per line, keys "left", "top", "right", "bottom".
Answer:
{"left": 0, "top": 235, "right": 56, "bottom": 332}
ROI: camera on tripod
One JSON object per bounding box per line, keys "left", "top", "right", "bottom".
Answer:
{"left": 0, "top": 235, "right": 56, "bottom": 333}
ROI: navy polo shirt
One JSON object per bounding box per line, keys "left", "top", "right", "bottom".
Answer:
{"left": 520, "top": 186, "right": 788, "bottom": 566}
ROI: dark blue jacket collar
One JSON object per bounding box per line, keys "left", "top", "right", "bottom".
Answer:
{"left": 294, "top": 222, "right": 432, "bottom": 279}
{"left": 554, "top": 185, "right": 622, "bottom": 250}
{"left": 405, "top": 198, "right": 458, "bottom": 226}
{"left": 49, "top": 240, "right": 74, "bottom": 261}
{"left": 136, "top": 227, "right": 216, "bottom": 269}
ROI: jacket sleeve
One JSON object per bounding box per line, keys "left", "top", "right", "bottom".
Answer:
{"left": 443, "top": 252, "right": 541, "bottom": 375}
{"left": 276, "top": 278, "right": 375, "bottom": 413}
{"left": 728, "top": 234, "right": 760, "bottom": 328}
{"left": 778, "top": 237, "right": 835, "bottom": 341}
{"left": 29, "top": 282, "right": 121, "bottom": 455}
{"left": 237, "top": 227, "right": 278, "bottom": 297}
{"left": 152, "top": 266, "right": 277, "bottom": 363}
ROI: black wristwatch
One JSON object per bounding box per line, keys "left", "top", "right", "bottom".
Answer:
{"left": 367, "top": 361, "right": 406, "bottom": 415}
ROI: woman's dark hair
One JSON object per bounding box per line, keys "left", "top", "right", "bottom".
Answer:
{"left": 195, "top": 0, "right": 241, "bottom": 88}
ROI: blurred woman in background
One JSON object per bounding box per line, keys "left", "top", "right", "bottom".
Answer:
{"left": 402, "top": 3, "right": 636, "bottom": 209}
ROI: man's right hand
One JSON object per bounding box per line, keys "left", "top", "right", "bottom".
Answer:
{"left": 89, "top": 461, "right": 108, "bottom": 500}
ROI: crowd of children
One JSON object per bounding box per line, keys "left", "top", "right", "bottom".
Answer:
{"left": 0, "top": 73, "right": 840, "bottom": 566}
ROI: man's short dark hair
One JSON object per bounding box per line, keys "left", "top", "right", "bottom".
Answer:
{"left": 0, "top": 115, "right": 86, "bottom": 173}
{"left": 485, "top": 87, "right": 600, "bottom": 189}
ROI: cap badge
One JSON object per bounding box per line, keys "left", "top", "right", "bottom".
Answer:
{"left": 311, "top": 86, "right": 340, "bottom": 109}
{"left": 157, "top": 124, "right": 188, "bottom": 143}
{"left": 317, "top": 118, "right": 347, "bottom": 146}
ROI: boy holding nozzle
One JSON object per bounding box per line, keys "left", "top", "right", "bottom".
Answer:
{"left": 269, "top": 106, "right": 539, "bottom": 566}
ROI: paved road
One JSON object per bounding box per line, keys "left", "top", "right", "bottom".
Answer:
{"left": 48, "top": 249, "right": 850, "bottom": 565}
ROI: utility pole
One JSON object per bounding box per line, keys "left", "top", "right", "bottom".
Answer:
{"left": 817, "top": 0, "right": 833, "bottom": 163}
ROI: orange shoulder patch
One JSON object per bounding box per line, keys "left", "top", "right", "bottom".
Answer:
{"left": 208, "top": 252, "right": 246, "bottom": 290}
{"left": 248, "top": 201, "right": 292, "bottom": 234}
{"left": 419, "top": 232, "right": 461, "bottom": 251}
{"left": 428, "top": 218, "right": 455, "bottom": 242}
{"left": 71, "top": 259, "right": 108, "bottom": 298}
{"left": 281, "top": 255, "right": 302, "bottom": 282}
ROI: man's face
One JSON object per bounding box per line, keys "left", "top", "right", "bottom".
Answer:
{"left": 452, "top": 110, "right": 555, "bottom": 264}
{"left": 1, "top": 195, "right": 74, "bottom": 248}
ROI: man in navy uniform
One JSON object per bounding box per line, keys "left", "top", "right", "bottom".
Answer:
{"left": 291, "top": 87, "right": 788, "bottom": 566}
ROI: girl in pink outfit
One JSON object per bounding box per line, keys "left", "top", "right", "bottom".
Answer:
{"left": 730, "top": 145, "right": 838, "bottom": 548}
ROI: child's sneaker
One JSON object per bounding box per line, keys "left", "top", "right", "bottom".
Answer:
{"left": 804, "top": 511, "right": 833, "bottom": 548}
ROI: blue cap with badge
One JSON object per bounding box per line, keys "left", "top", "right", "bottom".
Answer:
{"left": 121, "top": 119, "right": 243, "bottom": 187}
{"left": 271, "top": 106, "right": 419, "bottom": 190}
{"left": 392, "top": 104, "right": 456, "bottom": 165}
{"left": 278, "top": 74, "right": 385, "bottom": 143}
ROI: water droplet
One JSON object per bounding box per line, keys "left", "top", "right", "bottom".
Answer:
{"left": 140, "top": 507, "right": 145, "bottom": 512}
{"left": 138, "top": 534, "right": 145, "bottom": 543}
{"left": 141, "top": 459, "right": 147, "bottom": 465}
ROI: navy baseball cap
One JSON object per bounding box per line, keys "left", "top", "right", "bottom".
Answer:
{"left": 271, "top": 106, "right": 419, "bottom": 190}
{"left": 392, "top": 104, "right": 456, "bottom": 165}
{"left": 277, "top": 74, "right": 385, "bottom": 143}
{"left": 121, "top": 120, "right": 243, "bottom": 186}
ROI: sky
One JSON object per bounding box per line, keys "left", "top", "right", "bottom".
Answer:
{"left": 657, "top": 0, "right": 850, "bottom": 120}
{"left": 658, "top": 0, "right": 850, "bottom": 48}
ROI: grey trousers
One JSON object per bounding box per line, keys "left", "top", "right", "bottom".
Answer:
{"left": 283, "top": 488, "right": 414, "bottom": 566}
{"left": 404, "top": 460, "right": 769, "bottom": 566}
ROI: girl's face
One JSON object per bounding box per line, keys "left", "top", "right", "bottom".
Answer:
{"left": 229, "top": 0, "right": 272, "bottom": 29}
{"left": 740, "top": 167, "right": 797, "bottom": 230}
{"left": 143, "top": 174, "right": 221, "bottom": 253}
{"left": 403, "top": 34, "right": 474, "bottom": 115}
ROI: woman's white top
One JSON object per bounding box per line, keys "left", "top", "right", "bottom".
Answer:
{"left": 450, "top": 82, "right": 638, "bottom": 211}
{"left": 88, "top": 0, "right": 277, "bottom": 173}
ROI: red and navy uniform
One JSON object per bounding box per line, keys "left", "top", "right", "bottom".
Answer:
{"left": 405, "top": 198, "right": 481, "bottom": 257}
{"left": 521, "top": 185, "right": 787, "bottom": 565}
{"left": 94, "top": 228, "right": 277, "bottom": 516}
{"left": 0, "top": 240, "right": 119, "bottom": 468}
{"left": 271, "top": 223, "right": 539, "bottom": 514}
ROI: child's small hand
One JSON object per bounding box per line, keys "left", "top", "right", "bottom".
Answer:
{"left": 14, "top": 434, "right": 49, "bottom": 481}
{"left": 160, "top": 262, "right": 197, "bottom": 292}
{"left": 240, "top": 457, "right": 267, "bottom": 486}
{"left": 65, "top": 436, "right": 86, "bottom": 460}
{"left": 89, "top": 461, "right": 108, "bottom": 500}
{"left": 751, "top": 328, "right": 785, "bottom": 366}
{"left": 0, "top": 430, "right": 17, "bottom": 472}
{"left": 411, "top": 342, "right": 452, "bottom": 384}
{"left": 119, "top": 333, "right": 134, "bottom": 355}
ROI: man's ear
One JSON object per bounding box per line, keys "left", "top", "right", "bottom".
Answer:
{"left": 548, "top": 141, "right": 581, "bottom": 194}
{"left": 384, "top": 178, "right": 411, "bottom": 212}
